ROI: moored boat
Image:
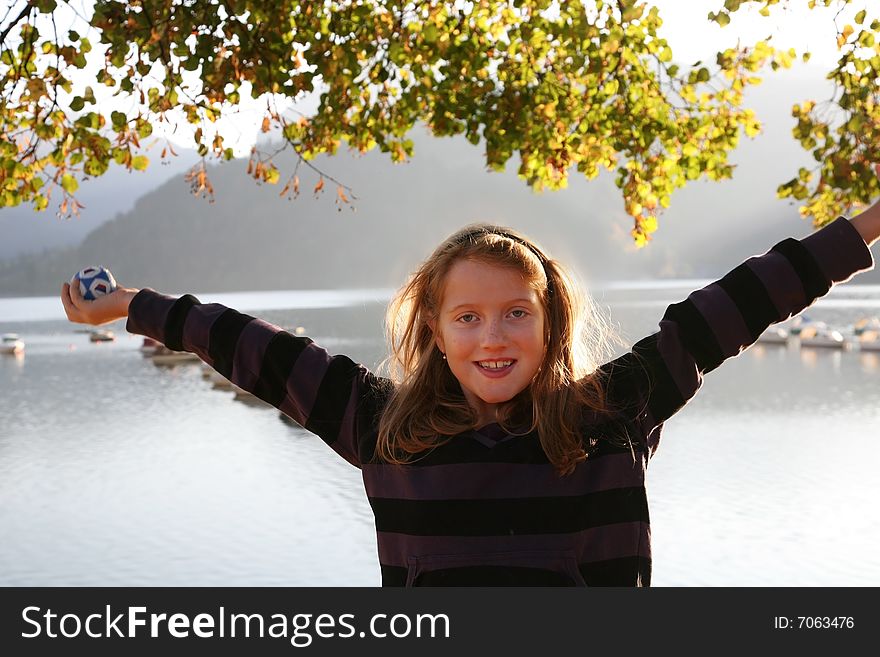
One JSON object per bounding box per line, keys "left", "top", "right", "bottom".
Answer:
{"left": 89, "top": 329, "right": 115, "bottom": 343}
{"left": 0, "top": 333, "right": 24, "bottom": 355}
{"left": 151, "top": 345, "right": 201, "bottom": 365}
{"left": 140, "top": 336, "right": 161, "bottom": 355}
{"left": 756, "top": 326, "right": 789, "bottom": 345}
{"left": 854, "top": 328, "right": 880, "bottom": 352}
{"left": 853, "top": 317, "right": 880, "bottom": 335}
{"left": 232, "top": 385, "right": 270, "bottom": 407}
{"left": 797, "top": 323, "right": 845, "bottom": 349}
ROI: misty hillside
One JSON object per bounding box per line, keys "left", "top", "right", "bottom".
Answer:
{"left": 0, "top": 144, "right": 199, "bottom": 260}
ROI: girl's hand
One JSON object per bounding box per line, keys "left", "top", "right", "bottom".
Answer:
{"left": 61, "top": 282, "right": 139, "bottom": 326}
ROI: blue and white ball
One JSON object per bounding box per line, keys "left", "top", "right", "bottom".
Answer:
{"left": 71, "top": 266, "right": 118, "bottom": 301}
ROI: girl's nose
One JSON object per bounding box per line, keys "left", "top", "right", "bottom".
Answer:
{"left": 480, "top": 320, "right": 507, "bottom": 346}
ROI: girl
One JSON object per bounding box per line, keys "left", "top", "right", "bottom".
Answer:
{"left": 61, "top": 198, "right": 880, "bottom": 587}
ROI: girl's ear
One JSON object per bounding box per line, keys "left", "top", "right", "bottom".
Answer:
{"left": 427, "top": 318, "right": 445, "bottom": 352}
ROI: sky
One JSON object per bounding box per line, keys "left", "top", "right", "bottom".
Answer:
{"left": 651, "top": 0, "right": 865, "bottom": 68}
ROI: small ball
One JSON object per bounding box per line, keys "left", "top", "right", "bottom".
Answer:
{"left": 70, "top": 266, "right": 118, "bottom": 301}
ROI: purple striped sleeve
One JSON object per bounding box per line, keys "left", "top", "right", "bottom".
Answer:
{"left": 180, "top": 303, "right": 228, "bottom": 367}
{"left": 801, "top": 216, "right": 874, "bottom": 283}
{"left": 655, "top": 318, "right": 703, "bottom": 404}
{"left": 125, "top": 288, "right": 175, "bottom": 342}
{"left": 743, "top": 249, "right": 807, "bottom": 320}
{"left": 687, "top": 282, "right": 752, "bottom": 359}
{"left": 280, "top": 342, "right": 332, "bottom": 422}
{"left": 230, "top": 317, "right": 278, "bottom": 391}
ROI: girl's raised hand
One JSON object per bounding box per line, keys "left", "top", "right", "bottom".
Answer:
{"left": 61, "top": 281, "right": 138, "bottom": 326}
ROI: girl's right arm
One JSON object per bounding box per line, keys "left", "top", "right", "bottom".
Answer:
{"left": 61, "top": 284, "right": 390, "bottom": 468}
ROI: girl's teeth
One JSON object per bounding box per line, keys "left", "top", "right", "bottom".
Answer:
{"left": 480, "top": 361, "right": 512, "bottom": 369}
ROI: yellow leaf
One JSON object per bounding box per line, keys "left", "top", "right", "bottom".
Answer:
{"left": 264, "top": 167, "right": 280, "bottom": 184}
{"left": 61, "top": 174, "right": 78, "bottom": 193}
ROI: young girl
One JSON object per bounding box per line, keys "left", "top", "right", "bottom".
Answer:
{"left": 61, "top": 200, "right": 880, "bottom": 587}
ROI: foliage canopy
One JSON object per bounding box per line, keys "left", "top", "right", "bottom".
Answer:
{"left": 1, "top": 0, "right": 879, "bottom": 245}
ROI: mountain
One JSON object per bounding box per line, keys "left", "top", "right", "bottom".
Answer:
{"left": 0, "top": 143, "right": 199, "bottom": 260}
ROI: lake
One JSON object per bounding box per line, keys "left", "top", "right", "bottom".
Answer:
{"left": 1, "top": 283, "right": 879, "bottom": 586}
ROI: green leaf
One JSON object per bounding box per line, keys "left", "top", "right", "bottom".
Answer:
{"left": 111, "top": 111, "right": 127, "bottom": 130}
{"left": 855, "top": 9, "right": 866, "bottom": 25}
{"left": 131, "top": 155, "right": 149, "bottom": 171}
{"left": 61, "top": 174, "right": 78, "bottom": 194}
{"left": 712, "top": 12, "right": 731, "bottom": 27}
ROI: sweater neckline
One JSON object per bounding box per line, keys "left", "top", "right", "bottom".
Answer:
{"left": 474, "top": 422, "right": 508, "bottom": 440}
{"left": 470, "top": 421, "right": 532, "bottom": 448}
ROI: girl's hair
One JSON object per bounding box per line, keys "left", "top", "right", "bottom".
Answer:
{"left": 375, "top": 223, "right": 625, "bottom": 477}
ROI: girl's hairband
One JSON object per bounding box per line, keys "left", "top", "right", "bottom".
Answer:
{"left": 454, "top": 228, "right": 554, "bottom": 296}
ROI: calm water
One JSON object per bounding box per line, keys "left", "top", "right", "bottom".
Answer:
{"left": 1, "top": 284, "right": 879, "bottom": 586}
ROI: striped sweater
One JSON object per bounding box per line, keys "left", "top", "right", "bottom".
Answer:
{"left": 126, "top": 217, "right": 873, "bottom": 586}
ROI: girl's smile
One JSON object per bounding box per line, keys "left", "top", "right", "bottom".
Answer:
{"left": 474, "top": 359, "right": 516, "bottom": 377}
{"left": 429, "top": 259, "right": 547, "bottom": 426}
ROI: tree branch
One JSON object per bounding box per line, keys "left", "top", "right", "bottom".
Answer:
{"left": 0, "top": 0, "right": 35, "bottom": 46}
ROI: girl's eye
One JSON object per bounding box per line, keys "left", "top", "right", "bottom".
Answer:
{"left": 457, "top": 313, "right": 478, "bottom": 323}
{"left": 510, "top": 309, "right": 528, "bottom": 319}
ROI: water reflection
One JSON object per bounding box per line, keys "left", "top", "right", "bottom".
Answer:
{"left": 0, "top": 295, "right": 878, "bottom": 586}
{"left": 860, "top": 352, "right": 879, "bottom": 371}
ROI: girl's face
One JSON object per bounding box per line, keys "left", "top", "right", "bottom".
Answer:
{"left": 430, "top": 258, "right": 547, "bottom": 427}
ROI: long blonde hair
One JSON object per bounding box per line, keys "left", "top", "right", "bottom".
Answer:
{"left": 375, "top": 223, "right": 625, "bottom": 477}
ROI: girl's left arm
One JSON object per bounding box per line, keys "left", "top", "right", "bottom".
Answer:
{"left": 601, "top": 206, "right": 876, "bottom": 459}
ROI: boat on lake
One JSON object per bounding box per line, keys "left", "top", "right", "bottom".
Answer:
{"left": 756, "top": 327, "right": 789, "bottom": 345}
{"left": 796, "top": 322, "right": 846, "bottom": 349}
{"left": 851, "top": 318, "right": 880, "bottom": 351}
{"left": 232, "top": 385, "right": 270, "bottom": 407}
{"left": 140, "top": 337, "right": 161, "bottom": 355}
{"left": 1, "top": 334, "right": 24, "bottom": 355}
{"left": 151, "top": 345, "right": 201, "bottom": 365}
{"left": 89, "top": 329, "right": 115, "bottom": 343}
